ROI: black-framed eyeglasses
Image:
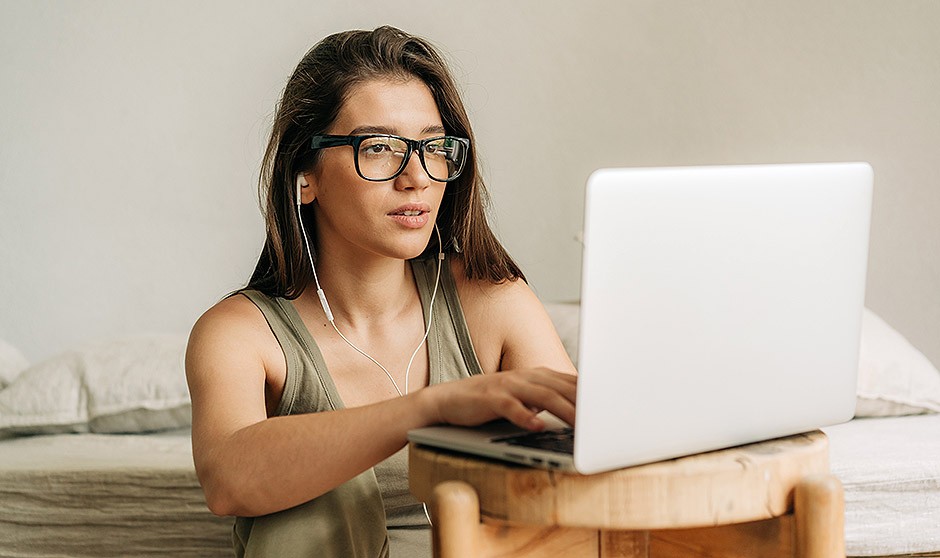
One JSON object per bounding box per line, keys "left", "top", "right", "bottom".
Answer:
{"left": 310, "top": 134, "right": 470, "bottom": 182}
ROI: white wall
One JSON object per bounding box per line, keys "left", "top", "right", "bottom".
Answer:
{"left": 2, "top": 0, "right": 938, "bottom": 367}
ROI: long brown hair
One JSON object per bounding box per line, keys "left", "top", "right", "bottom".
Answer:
{"left": 248, "top": 26, "right": 524, "bottom": 298}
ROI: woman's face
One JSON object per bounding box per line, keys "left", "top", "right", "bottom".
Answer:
{"left": 304, "top": 77, "right": 448, "bottom": 264}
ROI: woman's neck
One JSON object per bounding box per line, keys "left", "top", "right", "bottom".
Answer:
{"left": 307, "top": 251, "right": 417, "bottom": 329}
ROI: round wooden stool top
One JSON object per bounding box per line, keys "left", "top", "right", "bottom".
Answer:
{"left": 409, "top": 430, "right": 828, "bottom": 531}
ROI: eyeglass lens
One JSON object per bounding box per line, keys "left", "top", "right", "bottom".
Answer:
{"left": 357, "top": 136, "right": 466, "bottom": 181}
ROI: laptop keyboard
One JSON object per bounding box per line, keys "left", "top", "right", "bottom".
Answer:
{"left": 493, "top": 427, "right": 574, "bottom": 454}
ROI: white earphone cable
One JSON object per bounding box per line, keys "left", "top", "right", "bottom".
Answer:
{"left": 296, "top": 190, "right": 442, "bottom": 396}
{"left": 405, "top": 228, "right": 444, "bottom": 395}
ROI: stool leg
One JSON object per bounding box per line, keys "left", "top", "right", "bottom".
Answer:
{"left": 794, "top": 474, "right": 845, "bottom": 558}
{"left": 431, "top": 481, "right": 481, "bottom": 558}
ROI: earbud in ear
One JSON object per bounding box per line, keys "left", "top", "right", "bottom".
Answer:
{"left": 296, "top": 173, "right": 308, "bottom": 206}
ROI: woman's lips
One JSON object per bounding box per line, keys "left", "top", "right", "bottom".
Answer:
{"left": 388, "top": 204, "right": 432, "bottom": 229}
{"left": 388, "top": 210, "right": 430, "bottom": 228}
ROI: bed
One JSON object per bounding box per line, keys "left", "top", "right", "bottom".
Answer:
{"left": 0, "top": 429, "right": 231, "bottom": 557}
{"left": 824, "top": 414, "right": 940, "bottom": 557}
{"left": 0, "top": 335, "right": 231, "bottom": 557}
{"left": 0, "top": 307, "right": 938, "bottom": 557}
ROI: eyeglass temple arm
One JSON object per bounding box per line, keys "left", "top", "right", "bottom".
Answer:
{"left": 310, "top": 135, "right": 356, "bottom": 149}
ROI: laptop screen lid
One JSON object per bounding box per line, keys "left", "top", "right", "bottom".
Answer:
{"left": 573, "top": 162, "right": 872, "bottom": 473}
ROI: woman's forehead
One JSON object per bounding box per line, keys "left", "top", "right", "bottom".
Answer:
{"left": 330, "top": 77, "right": 443, "bottom": 136}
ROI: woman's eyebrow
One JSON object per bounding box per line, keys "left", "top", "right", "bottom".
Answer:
{"left": 349, "top": 125, "right": 394, "bottom": 135}
{"left": 347, "top": 124, "right": 447, "bottom": 136}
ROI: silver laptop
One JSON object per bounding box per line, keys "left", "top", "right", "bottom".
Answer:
{"left": 408, "top": 162, "right": 873, "bottom": 475}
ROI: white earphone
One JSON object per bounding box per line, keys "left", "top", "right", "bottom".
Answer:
{"left": 295, "top": 173, "right": 444, "bottom": 396}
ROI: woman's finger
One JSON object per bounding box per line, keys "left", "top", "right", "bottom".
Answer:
{"left": 493, "top": 375, "right": 576, "bottom": 427}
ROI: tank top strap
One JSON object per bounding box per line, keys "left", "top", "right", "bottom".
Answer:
{"left": 238, "top": 289, "right": 342, "bottom": 415}
{"left": 411, "top": 255, "right": 484, "bottom": 381}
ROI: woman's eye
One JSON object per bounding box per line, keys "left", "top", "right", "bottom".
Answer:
{"left": 362, "top": 143, "right": 391, "bottom": 155}
{"left": 424, "top": 142, "right": 448, "bottom": 157}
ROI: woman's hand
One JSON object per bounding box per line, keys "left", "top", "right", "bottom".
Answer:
{"left": 421, "top": 368, "right": 577, "bottom": 431}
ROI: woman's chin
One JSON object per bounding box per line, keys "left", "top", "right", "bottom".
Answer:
{"left": 390, "top": 231, "right": 437, "bottom": 260}
{"left": 401, "top": 243, "right": 435, "bottom": 261}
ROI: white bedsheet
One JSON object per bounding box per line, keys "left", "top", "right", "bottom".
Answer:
{"left": 0, "top": 429, "right": 231, "bottom": 557}
{"left": 823, "top": 414, "right": 940, "bottom": 557}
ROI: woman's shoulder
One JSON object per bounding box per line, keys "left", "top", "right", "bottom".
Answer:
{"left": 186, "top": 290, "right": 287, "bottom": 392}
{"left": 188, "top": 292, "right": 276, "bottom": 358}
{"left": 447, "top": 256, "right": 547, "bottom": 367}
{"left": 448, "top": 255, "right": 534, "bottom": 308}
{"left": 195, "top": 291, "right": 267, "bottom": 327}
{"left": 447, "top": 256, "right": 576, "bottom": 374}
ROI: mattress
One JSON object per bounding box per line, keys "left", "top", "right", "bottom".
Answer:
{"left": 0, "top": 429, "right": 231, "bottom": 558}
{"left": 823, "top": 413, "right": 940, "bottom": 557}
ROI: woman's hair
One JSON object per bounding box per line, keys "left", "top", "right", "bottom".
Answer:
{"left": 247, "top": 26, "right": 524, "bottom": 298}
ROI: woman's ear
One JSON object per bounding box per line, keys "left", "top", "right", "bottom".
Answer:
{"left": 296, "top": 172, "right": 316, "bottom": 205}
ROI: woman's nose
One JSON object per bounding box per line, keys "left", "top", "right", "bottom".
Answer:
{"left": 394, "top": 150, "right": 431, "bottom": 191}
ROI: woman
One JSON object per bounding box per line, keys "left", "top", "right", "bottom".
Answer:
{"left": 186, "top": 26, "right": 576, "bottom": 557}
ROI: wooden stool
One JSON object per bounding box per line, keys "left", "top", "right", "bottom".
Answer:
{"left": 409, "top": 430, "right": 844, "bottom": 558}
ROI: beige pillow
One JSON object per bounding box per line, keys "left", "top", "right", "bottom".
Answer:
{"left": 0, "top": 335, "right": 191, "bottom": 435}
{"left": 855, "top": 308, "right": 940, "bottom": 417}
{"left": 0, "top": 339, "right": 29, "bottom": 390}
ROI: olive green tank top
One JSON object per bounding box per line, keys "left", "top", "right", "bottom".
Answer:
{"left": 232, "top": 256, "right": 483, "bottom": 558}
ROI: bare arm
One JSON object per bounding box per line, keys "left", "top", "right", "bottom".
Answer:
{"left": 495, "top": 280, "right": 577, "bottom": 374}
{"left": 186, "top": 296, "right": 575, "bottom": 518}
